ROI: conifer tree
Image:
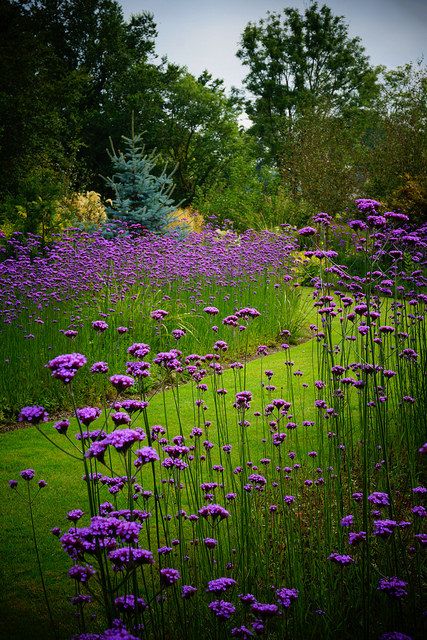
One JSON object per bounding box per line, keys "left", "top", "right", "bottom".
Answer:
{"left": 104, "top": 125, "right": 177, "bottom": 233}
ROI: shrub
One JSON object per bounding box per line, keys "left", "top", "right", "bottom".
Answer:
{"left": 59, "top": 191, "right": 107, "bottom": 228}
{"left": 104, "top": 128, "right": 178, "bottom": 234}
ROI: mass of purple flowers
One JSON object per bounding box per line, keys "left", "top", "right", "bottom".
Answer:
{"left": 3, "top": 202, "right": 427, "bottom": 640}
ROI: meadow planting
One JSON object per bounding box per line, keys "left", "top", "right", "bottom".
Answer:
{"left": 2, "top": 201, "right": 426, "bottom": 640}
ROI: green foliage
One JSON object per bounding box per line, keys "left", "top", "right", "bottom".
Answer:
{"left": 279, "top": 109, "right": 360, "bottom": 213}
{"left": 388, "top": 173, "right": 427, "bottom": 223}
{"left": 360, "top": 62, "right": 427, "bottom": 220}
{"left": 0, "top": 1, "right": 158, "bottom": 208}
{"left": 104, "top": 127, "right": 178, "bottom": 233}
{"left": 237, "top": 2, "right": 379, "bottom": 164}
{"left": 195, "top": 136, "right": 312, "bottom": 230}
{"left": 0, "top": 167, "right": 69, "bottom": 239}
{"left": 0, "top": 0, "right": 82, "bottom": 206}
{"left": 106, "top": 65, "right": 242, "bottom": 204}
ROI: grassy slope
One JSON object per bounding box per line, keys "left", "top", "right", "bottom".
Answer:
{"left": 1, "top": 336, "right": 321, "bottom": 640}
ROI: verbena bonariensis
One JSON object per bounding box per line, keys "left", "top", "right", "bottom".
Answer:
{"left": 0, "top": 227, "right": 305, "bottom": 417}
{"left": 6, "top": 203, "right": 427, "bottom": 639}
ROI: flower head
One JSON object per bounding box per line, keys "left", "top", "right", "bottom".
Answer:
{"left": 46, "top": 353, "right": 87, "bottom": 383}
{"left": 18, "top": 406, "right": 48, "bottom": 424}
{"left": 209, "top": 599, "right": 235, "bottom": 621}
{"left": 160, "top": 567, "right": 180, "bottom": 586}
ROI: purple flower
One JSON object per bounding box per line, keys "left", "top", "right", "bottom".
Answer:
{"left": 20, "top": 469, "right": 35, "bottom": 481}
{"left": 328, "top": 552, "right": 353, "bottom": 565}
{"left": 86, "top": 428, "right": 145, "bottom": 460}
{"left": 236, "top": 307, "right": 260, "bottom": 319}
{"left": 68, "top": 564, "right": 96, "bottom": 583}
{"left": 182, "top": 585, "right": 197, "bottom": 599}
{"left": 378, "top": 577, "right": 408, "bottom": 599}
{"left": 251, "top": 602, "right": 279, "bottom": 617}
{"left": 399, "top": 348, "right": 418, "bottom": 362}
{"left": 414, "top": 533, "right": 427, "bottom": 546}
{"left": 108, "top": 548, "right": 154, "bottom": 571}
{"left": 276, "top": 587, "right": 298, "bottom": 608}
{"left": 76, "top": 406, "right": 101, "bottom": 426}
{"left": 67, "top": 509, "right": 84, "bottom": 523}
{"left": 248, "top": 473, "right": 267, "bottom": 486}
{"left": 312, "top": 211, "right": 332, "bottom": 226}
{"left": 90, "top": 361, "right": 109, "bottom": 374}
{"left": 62, "top": 329, "right": 78, "bottom": 338}
{"left": 204, "top": 306, "right": 219, "bottom": 315}
{"left": 223, "top": 314, "right": 239, "bottom": 327}
{"left": 46, "top": 353, "right": 87, "bottom": 383}
{"left": 234, "top": 391, "right": 252, "bottom": 411}
{"left": 349, "top": 531, "right": 366, "bottom": 545}
{"left": 368, "top": 492, "right": 389, "bottom": 506}
{"left": 127, "top": 343, "right": 151, "bottom": 358}
{"left": 8, "top": 480, "right": 18, "bottom": 489}
{"left": 111, "top": 411, "right": 131, "bottom": 426}
{"left": 355, "top": 198, "right": 380, "bottom": 212}
{"left": 114, "top": 595, "right": 147, "bottom": 612}
{"left": 298, "top": 226, "right": 317, "bottom": 236}
{"left": 172, "top": 329, "right": 186, "bottom": 340}
{"left": 412, "top": 505, "right": 426, "bottom": 518}
{"left": 134, "top": 446, "right": 159, "bottom": 467}
{"left": 373, "top": 519, "right": 398, "bottom": 537}
{"left": 118, "top": 400, "right": 148, "bottom": 414}
{"left": 340, "top": 515, "right": 354, "bottom": 527}
{"left": 239, "top": 593, "right": 257, "bottom": 605}
{"left": 92, "top": 320, "right": 108, "bottom": 332}
{"left": 160, "top": 567, "right": 180, "bottom": 586}
{"left": 379, "top": 634, "right": 413, "bottom": 640}
{"left": 18, "top": 405, "right": 49, "bottom": 424}
{"left": 126, "top": 361, "right": 150, "bottom": 378}
{"left": 53, "top": 419, "right": 70, "bottom": 435}
{"left": 117, "top": 326, "right": 129, "bottom": 334}
{"left": 412, "top": 486, "right": 426, "bottom": 495}
{"left": 348, "top": 219, "right": 368, "bottom": 231}
{"left": 419, "top": 443, "right": 427, "bottom": 455}
{"left": 158, "top": 546, "right": 173, "bottom": 556}
{"left": 256, "top": 345, "right": 268, "bottom": 356}
{"left": 151, "top": 309, "right": 169, "bottom": 321}
{"left": 207, "top": 577, "right": 236, "bottom": 593}
{"left": 204, "top": 538, "right": 218, "bottom": 549}
{"left": 198, "top": 504, "right": 230, "bottom": 520}
{"left": 109, "top": 374, "right": 135, "bottom": 391}
{"left": 209, "top": 599, "right": 235, "bottom": 621}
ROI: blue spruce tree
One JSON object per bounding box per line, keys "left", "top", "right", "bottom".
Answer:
{"left": 104, "top": 126, "right": 177, "bottom": 233}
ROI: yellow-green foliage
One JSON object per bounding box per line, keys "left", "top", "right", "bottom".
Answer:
{"left": 293, "top": 251, "right": 322, "bottom": 285}
{"left": 169, "top": 207, "right": 204, "bottom": 233}
{"left": 61, "top": 191, "right": 107, "bottom": 227}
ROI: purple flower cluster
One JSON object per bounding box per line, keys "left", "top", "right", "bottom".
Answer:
{"left": 46, "top": 353, "right": 87, "bottom": 383}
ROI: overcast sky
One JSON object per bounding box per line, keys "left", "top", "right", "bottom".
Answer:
{"left": 120, "top": 0, "right": 427, "bottom": 90}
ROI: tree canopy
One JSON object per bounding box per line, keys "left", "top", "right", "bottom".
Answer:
{"left": 237, "top": 2, "right": 379, "bottom": 162}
